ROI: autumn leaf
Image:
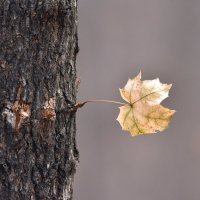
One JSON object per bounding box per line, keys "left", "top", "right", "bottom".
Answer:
{"left": 117, "top": 72, "right": 175, "bottom": 136}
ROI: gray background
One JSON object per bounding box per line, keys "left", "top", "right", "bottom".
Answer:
{"left": 74, "top": 0, "right": 200, "bottom": 199}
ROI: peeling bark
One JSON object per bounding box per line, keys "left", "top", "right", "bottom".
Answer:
{"left": 0, "top": 0, "right": 79, "bottom": 199}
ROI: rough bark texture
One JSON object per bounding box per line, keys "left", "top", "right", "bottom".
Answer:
{"left": 0, "top": 1, "right": 79, "bottom": 199}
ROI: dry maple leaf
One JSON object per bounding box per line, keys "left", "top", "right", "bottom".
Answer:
{"left": 117, "top": 72, "right": 175, "bottom": 136}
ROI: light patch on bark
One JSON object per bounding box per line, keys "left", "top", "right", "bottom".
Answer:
{"left": 31, "top": 194, "right": 35, "bottom": 200}
{"left": 1, "top": 81, "right": 31, "bottom": 131}
{"left": 2, "top": 106, "right": 16, "bottom": 128}
{"left": 63, "top": 183, "right": 71, "bottom": 200}
{"left": 0, "top": 60, "right": 6, "bottom": 69}
{"left": 69, "top": 149, "right": 75, "bottom": 160}
{"left": 12, "top": 102, "right": 31, "bottom": 131}
{"left": 2, "top": 100, "right": 30, "bottom": 131}
{"left": 57, "top": 88, "right": 62, "bottom": 95}
{"left": 53, "top": 181, "right": 57, "bottom": 195}
{"left": 42, "top": 97, "right": 56, "bottom": 120}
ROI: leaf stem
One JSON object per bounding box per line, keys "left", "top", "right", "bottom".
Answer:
{"left": 83, "top": 100, "right": 125, "bottom": 105}
{"left": 72, "top": 99, "right": 125, "bottom": 111}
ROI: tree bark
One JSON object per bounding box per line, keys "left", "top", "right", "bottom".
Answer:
{"left": 0, "top": 1, "right": 79, "bottom": 199}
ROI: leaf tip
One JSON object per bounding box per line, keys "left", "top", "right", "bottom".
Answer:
{"left": 137, "top": 71, "right": 142, "bottom": 79}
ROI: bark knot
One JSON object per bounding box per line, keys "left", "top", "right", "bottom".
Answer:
{"left": 42, "top": 97, "right": 56, "bottom": 120}
{"left": 2, "top": 82, "right": 31, "bottom": 131}
{"left": 12, "top": 82, "right": 31, "bottom": 131}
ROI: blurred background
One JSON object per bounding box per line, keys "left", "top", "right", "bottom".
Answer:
{"left": 74, "top": 0, "right": 200, "bottom": 199}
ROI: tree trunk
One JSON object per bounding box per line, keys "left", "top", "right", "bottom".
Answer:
{"left": 0, "top": 1, "right": 79, "bottom": 199}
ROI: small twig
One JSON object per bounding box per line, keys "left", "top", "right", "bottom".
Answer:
{"left": 71, "top": 100, "right": 125, "bottom": 111}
